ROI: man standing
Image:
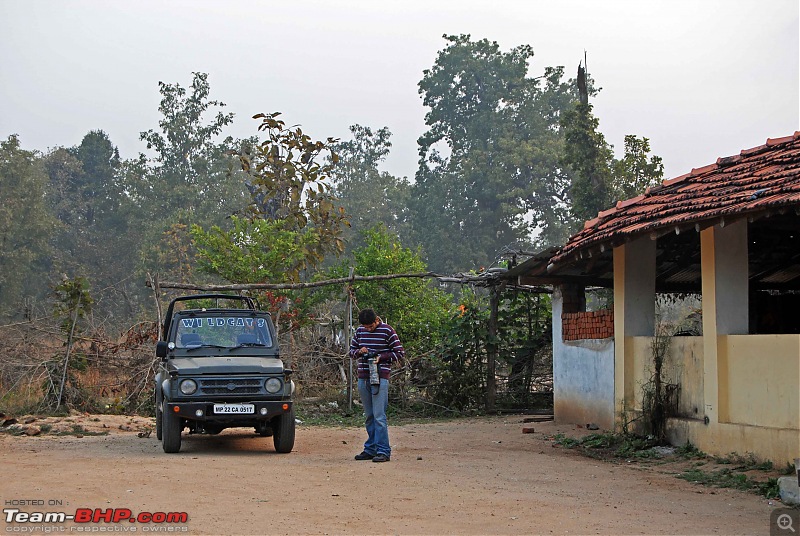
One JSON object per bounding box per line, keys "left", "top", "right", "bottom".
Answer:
{"left": 349, "top": 308, "right": 404, "bottom": 463}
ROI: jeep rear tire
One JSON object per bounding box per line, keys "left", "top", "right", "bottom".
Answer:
{"left": 272, "top": 406, "right": 295, "bottom": 453}
{"left": 162, "top": 406, "right": 182, "bottom": 453}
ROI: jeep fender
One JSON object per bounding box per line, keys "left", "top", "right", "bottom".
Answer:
{"left": 161, "top": 378, "right": 171, "bottom": 400}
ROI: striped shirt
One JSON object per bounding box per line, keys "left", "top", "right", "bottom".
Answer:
{"left": 349, "top": 322, "right": 405, "bottom": 380}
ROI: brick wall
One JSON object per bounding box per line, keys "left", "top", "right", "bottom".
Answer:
{"left": 562, "top": 309, "right": 614, "bottom": 341}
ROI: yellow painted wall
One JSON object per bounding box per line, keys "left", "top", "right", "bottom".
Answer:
{"left": 627, "top": 335, "right": 799, "bottom": 464}
{"left": 719, "top": 335, "right": 800, "bottom": 429}
{"left": 629, "top": 336, "right": 705, "bottom": 419}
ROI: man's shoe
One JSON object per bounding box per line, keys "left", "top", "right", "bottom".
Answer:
{"left": 354, "top": 451, "right": 375, "bottom": 460}
{"left": 372, "top": 454, "right": 390, "bottom": 463}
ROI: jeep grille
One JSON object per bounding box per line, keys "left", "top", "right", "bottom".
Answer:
{"left": 200, "top": 378, "right": 262, "bottom": 395}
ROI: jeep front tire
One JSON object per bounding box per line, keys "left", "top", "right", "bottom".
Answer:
{"left": 162, "top": 405, "right": 182, "bottom": 453}
{"left": 272, "top": 406, "right": 295, "bottom": 453}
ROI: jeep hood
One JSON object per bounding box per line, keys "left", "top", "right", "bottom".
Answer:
{"left": 168, "top": 356, "right": 285, "bottom": 375}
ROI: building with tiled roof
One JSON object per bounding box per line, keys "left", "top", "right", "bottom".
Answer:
{"left": 506, "top": 133, "right": 800, "bottom": 464}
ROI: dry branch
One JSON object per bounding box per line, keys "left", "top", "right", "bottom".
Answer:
{"left": 149, "top": 272, "right": 444, "bottom": 291}
{"left": 147, "top": 272, "right": 549, "bottom": 292}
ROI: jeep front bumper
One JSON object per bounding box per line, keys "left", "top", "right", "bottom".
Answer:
{"left": 165, "top": 401, "right": 292, "bottom": 422}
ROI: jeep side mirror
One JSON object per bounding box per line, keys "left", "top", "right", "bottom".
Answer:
{"left": 156, "top": 341, "right": 169, "bottom": 358}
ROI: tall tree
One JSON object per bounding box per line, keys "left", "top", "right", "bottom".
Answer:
{"left": 327, "top": 224, "right": 452, "bottom": 356}
{"left": 561, "top": 64, "right": 663, "bottom": 226}
{"left": 238, "top": 112, "right": 349, "bottom": 270}
{"left": 46, "top": 130, "right": 123, "bottom": 264}
{"left": 329, "top": 125, "right": 411, "bottom": 255}
{"left": 44, "top": 147, "right": 88, "bottom": 281}
{"left": 193, "top": 112, "right": 349, "bottom": 283}
{"left": 412, "top": 35, "right": 578, "bottom": 272}
{"left": 134, "top": 72, "right": 251, "bottom": 282}
{"left": 70, "top": 130, "right": 121, "bottom": 226}
{"left": 138, "top": 72, "right": 244, "bottom": 218}
{"left": 43, "top": 131, "right": 147, "bottom": 324}
{"left": 0, "top": 135, "right": 54, "bottom": 312}
{"left": 560, "top": 100, "right": 614, "bottom": 224}
{"left": 612, "top": 135, "right": 664, "bottom": 201}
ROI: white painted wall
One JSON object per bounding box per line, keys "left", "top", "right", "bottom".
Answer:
{"left": 552, "top": 287, "right": 616, "bottom": 430}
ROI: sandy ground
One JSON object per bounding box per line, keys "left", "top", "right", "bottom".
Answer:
{"left": 0, "top": 413, "right": 786, "bottom": 536}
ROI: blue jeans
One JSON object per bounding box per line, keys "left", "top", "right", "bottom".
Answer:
{"left": 357, "top": 378, "right": 390, "bottom": 457}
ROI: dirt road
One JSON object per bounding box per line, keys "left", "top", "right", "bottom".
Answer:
{"left": 0, "top": 414, "right": 783, "bottom": 535}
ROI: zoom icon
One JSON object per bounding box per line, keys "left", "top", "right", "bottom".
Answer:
{"left": 772, "top": 509, "right": 800, "bottom": 535}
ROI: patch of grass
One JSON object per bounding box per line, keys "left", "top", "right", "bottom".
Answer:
{"left": 713, "top": 452, "right": 773, "bottom": 471}
{"left": 679, "top": 468, "right": 750, "bottom": 490}
{"left": 580, "top": 433, "right": 616, "bottom": 449}
{"left": 758, "top": 478, "right": 781, "bottom": 499}
{"left": 553, "top": 433, "right": 582, "bottom": 448}
{"left": 675, "top": 441, "right": 705, "bottom": 459}
{"left": 615, "top": 435, "right": 660, "bottom": 458}
{"left": 678, "top": 468, "right": 780, "bottom": 498}
{"left": 554, "top": 431, "right": 661, "bottom": 459}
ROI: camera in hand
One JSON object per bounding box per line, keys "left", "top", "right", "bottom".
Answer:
{"left": 365, "top": 351, "right": 380, "bottom": 386}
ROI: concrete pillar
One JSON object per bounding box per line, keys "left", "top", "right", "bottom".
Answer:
{"left": 713, "top": 220, "right": 749, "bottom": 335}
{"left": 613, "top": 236, "right": 657, "bottom": 424}
{"left": 701, "top": 219, "right": 749, "bottom": 426}
{"left": 552, "top": 286, "right": 564, "bottom": 342}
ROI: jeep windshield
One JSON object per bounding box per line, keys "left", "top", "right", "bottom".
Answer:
{"left": 174, "top": 313, "right": 274, "bottom": 350}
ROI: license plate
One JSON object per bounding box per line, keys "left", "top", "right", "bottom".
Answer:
{"left": 213, "top": 404, "right": 254, "bottom": 414}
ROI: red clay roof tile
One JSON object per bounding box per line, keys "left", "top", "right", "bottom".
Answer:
{"left": 690, "top": 163, "right": 718, "bottom": 175}
{"left": 767, "top": 135, "right": 794, "bottom": 146}
{"left": 583, "top": 217, "right": 600, "bottom": 230}
{"left": 597, "top": 206, "right": 617, "bottom": 219}
{"left": 616, "top": 195, "right": 646, "bottom": 209}
{"left": 717, "top": 155, "right": 741, "bottom": 166}
{"left": 544, "top": 133, "right": 800, "bottom": 269}
{"left": 662, "top": 172, "right": 691, "bottom": 187}
{"left": 740, "top": 143, "right": 768, "bottom": 156}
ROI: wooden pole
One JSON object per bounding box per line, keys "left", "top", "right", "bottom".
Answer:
{"left": 148, "top": 273, "right": 164, "bottom": 339}
{"left": 345, "top": 267, "right": 354, "bottom": 413}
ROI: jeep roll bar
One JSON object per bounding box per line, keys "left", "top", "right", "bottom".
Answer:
{"left": 161, "top": 294, "right": 259, "bottom": 339}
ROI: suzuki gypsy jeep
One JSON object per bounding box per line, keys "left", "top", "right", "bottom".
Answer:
{"left": 154, "top": 294, "right": 295, "bottom": 453}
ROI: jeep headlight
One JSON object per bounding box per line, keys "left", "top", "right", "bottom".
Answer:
{"left": 179, "top": 379, "right": 198, "bottom": 395}
{"left": 265, "top": 378, "right": 282, "bottom": 394}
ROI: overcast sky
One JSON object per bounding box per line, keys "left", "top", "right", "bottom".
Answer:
{"left": 1, "top": 0, "right": 798, "bottom": 184}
